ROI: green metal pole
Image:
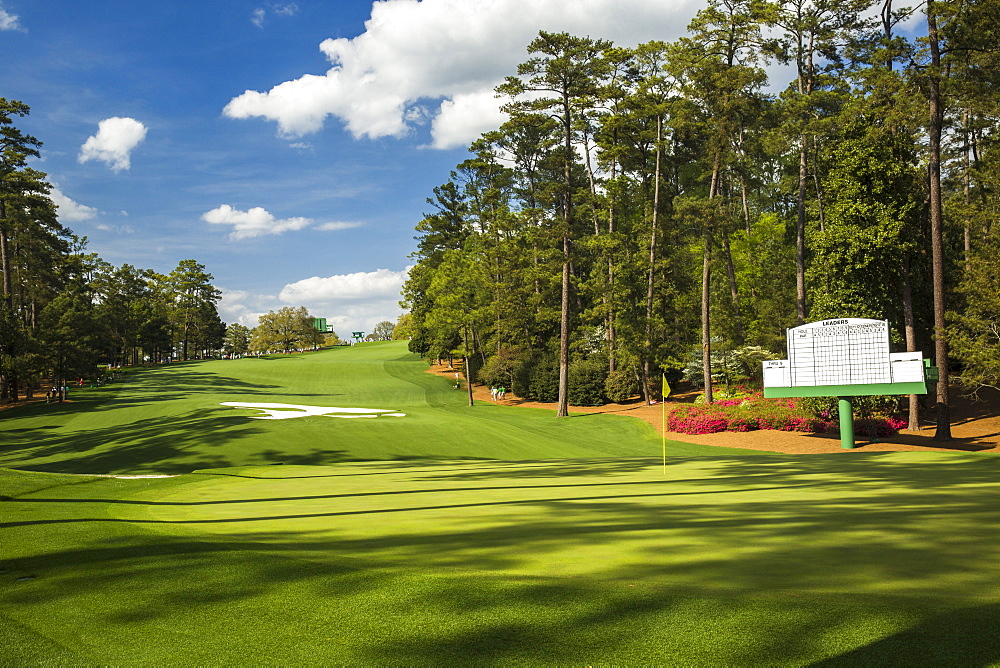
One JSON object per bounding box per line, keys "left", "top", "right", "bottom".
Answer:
{"left": 838, "top": 396, "right": 855, "bottom": 450}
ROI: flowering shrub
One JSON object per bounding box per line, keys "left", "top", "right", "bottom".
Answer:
{"left": 667, "top": 396, "right": 904, "bottom": 437}
{"left": 854, "top": 417, "right": 908, "bottom": 438}
{"left": 667, "top": 406, "right": 731, "bottom": 435}
{"left": 714, "top": 398, "right": 746, "bottom": 407}
{"left": 886, "top": 417, "right": 908, "bottom": 431}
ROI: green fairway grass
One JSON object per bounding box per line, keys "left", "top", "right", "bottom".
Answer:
{"left": 2, "top": 453, "right": 1000, "bottom": 665}
{"left": 0, "top": 342, "right": 743, "bottom": 475}
{"left": 3, "top": 342, "right": 999, "bottom": 664}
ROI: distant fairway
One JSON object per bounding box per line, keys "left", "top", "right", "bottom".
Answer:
{"left": 0, "top": 341, "right": 737, "bottom": 475}
{"left": 3, "top": 342, "right": 1000, "bottom": 664}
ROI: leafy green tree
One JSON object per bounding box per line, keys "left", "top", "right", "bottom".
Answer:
{"left": 0, "top": 99, "right": 74, "bottom": 401}
{"left": 422, "top": 249, "right": 490, "bottom": 406}
{"left": 37, "top": 291, "right": 102, "bottom": 395}
{"left": 93, "top": 263, "right": 155, "bottom": 366}
{"left": 167, "top": 259, "right": 221, "bottom": 360}
{"left": 251, "top": 306, "right": 316, "bottom": 352}
{"left": 223, "top": 323, "right": 251, "bottom": 356}
{"left": 371, "top": 321, "right": 394, "bottom": 341}
{"left": 948, "top": 234, "right": 1000, "bottom": 391}
{"left": 499, "top": 31, "right": 611, "bottom": 417}
{"left": 138, "top": 272, "right": 174, "bottom": 363}
{"left": 0, "top": 99, "right": 43, "bottom": 307}
{"left": 765, "top": 0, "right": 871, "bottom": 323}
{"left": 392, "top": 313, "right": 413, "bottom": 340}
{"left": 807, "top": 113, "right": 920, "bottom": 322}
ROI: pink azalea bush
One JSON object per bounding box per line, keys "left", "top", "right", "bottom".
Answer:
{"left": 667, "top": 392, "right": 905, "bottom": 437}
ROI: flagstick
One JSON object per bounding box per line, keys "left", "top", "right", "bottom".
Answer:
{"left": 661, "top": 373, "right": 668, "bottom": 475}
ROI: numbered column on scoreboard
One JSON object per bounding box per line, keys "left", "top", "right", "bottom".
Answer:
{"left": 787, "top": 319, "right": 891, "bottom": 387}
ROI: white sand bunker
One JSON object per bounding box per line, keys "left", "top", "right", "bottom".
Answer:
{"left": 221, "top": 402, "right": 406, "bottom": 420}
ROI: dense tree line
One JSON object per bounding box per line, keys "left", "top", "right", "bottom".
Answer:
{"left": 402, "top": 0, "right": 1000, "bottom": 439}
{"left": 1, "top": 99, "right": 225, "bottom": 401}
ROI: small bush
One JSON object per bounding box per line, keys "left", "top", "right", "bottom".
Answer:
{"left": 568, "top": 358, "right": 608, "bottom": 406}
{"left": 800, "top": 394, "right": 901, "bottom": 421}
{"left": 478, "top": 355, "right": 510, "bottom": 389}
{"left": 603, "top": 368, "right": 638, "bottom": 403}
{"left": 511, "top": 359, "right": 533, "bottom": 398}
{"left": 694, "top": 385, "right": 758, "bottom": 405}
{"left": 526, "top": 356, "right": 560, "bottom": 403}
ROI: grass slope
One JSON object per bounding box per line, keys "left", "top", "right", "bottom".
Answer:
{"left": 2, "top": 453, "right": 1000, "bottom": 665}
{"left": 0, "top": 342, "right": 742, "bottom": 475}
{"left": 4, "top": 342, "right": 999, "bottom": 664}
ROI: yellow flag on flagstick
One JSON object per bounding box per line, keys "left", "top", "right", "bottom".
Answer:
{"left": 662, "top": 373, "right": 671, "bottom": 400}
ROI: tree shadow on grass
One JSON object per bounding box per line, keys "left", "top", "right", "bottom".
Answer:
{"left": 699, "top": 451, "right": 1000, "bottom": 491}
{"left": 0, "top": 411, "right": 260, "bottom": 474}
{"left": 0, "top": 409, "right": 350, "bottom": 475}
{"left": 3, "top": 457, "right": 1000, "bottom": 664}
{"left": 0, "top": 365, "right": 327, "bottom": 426}
{"left": 811, "top": 602, "right": 1000, "bottom": 667}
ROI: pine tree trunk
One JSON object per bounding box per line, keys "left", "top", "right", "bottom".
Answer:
{"left": 642, "top": 116, "right": 663, "bottom": 405}
{"left": 557, "top": 238, "right": 571, "bottom": 417}
{"left": 556, "top": 89, "right": 574, "bottom": 419}
{"left": 701, "top": 154, "right": 723, "bottom": 404}
{"left": 963, "top": 109, "right": 972, "bottom": 273}
{"left": 0, "top": 199, "right": 11, "bottom": 304}
{"left": 608, "top": 160, "right": 617, "bottom": 374}
{"left": 702, "top": 229, "right": 713, "bottom": 403}
{"left": 462, "top": 326, "right": 474, "bottom": 407}
{"left": 796, "top": 135, "right": 808, "bottom": 324}
{"left": 902, "top": 256, "right": 920, "bottom": 431}
{"left": 0, "top": 199, "right": 16, "bottom": 403}
{"left": 927, "top": 2, "right": 951, "bottom": 440}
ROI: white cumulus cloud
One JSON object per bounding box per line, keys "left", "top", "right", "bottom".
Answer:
{"left": 202, "top": 204, "right": 312, "bottom": 240}
{"left": 223, "top": 0, "right": 703, "bottom": 147}
{"left": 0, "top": 3, "right": 22, "bottom": 31}
{"left": 280, "top": 267, "right": 411, "bottom": 303}
{"left": 78, "top": 117, "right": 148, "bottom": 171}
{"left": 277, "top": 267, "right": 411, "bottom": 337}
{"left": 217, "top": 270, "right": 409, "bottom": 336}
{"left": 49, "top": 186, "right": 97, "bottom": 222}
{"left": 428, "top": 90, "right": 508, "bottom": 150}
{"left": 218, "top": 288, "right": 274, "bottom": 326}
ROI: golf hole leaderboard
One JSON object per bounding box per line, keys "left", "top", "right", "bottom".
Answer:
{"left": 762, "top": 318, "right": 928, "bottom": 396}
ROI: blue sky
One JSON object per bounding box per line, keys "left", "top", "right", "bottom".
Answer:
{"left": 1, "top": 0, "right": 921, "bottom": 336}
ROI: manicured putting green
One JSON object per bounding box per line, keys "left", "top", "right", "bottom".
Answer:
{"left": 0, "top": 341, "right": 749, "bottom": 475}
{"left": 3, "top": 453, "right": 1000, "bottom": 665}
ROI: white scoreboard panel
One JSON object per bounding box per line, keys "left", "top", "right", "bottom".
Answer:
{"left": 787, "top": 319, "right": 891, "bottom": 387}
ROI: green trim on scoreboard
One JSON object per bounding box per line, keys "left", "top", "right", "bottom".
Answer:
{"left": 764, "top": 381, "right": 928, "bottom": 399}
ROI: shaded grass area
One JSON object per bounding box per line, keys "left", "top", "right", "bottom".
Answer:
{"left": 0, "top": 343, "right": 747, "bottom": 475}
{"left": 4, "top": 343, "right": 998, "bottom": 663}
{"left": 2, "top": 452, "right": 999, "bottom": 665}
